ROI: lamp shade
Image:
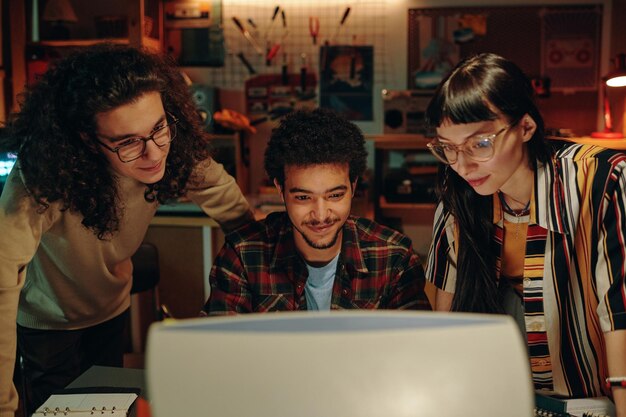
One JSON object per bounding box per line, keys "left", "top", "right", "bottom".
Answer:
{"left": 606, "top": 53, "right": 626, "bottom": 87}
{"left": 42, "top": 0, "right": 78, "bottom": 23}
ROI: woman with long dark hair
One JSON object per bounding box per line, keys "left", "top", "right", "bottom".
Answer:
{"left": 0, "top": 43, "right": 253, "bottom": 416}
{"left": 425, "top": 53, "right": 625, "bottom": 414}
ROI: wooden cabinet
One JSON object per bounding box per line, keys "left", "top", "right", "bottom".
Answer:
{"left": 33, "top": 1, "right": 162, "bottom": 50}
{"left": 144, "top": 217, "right": 220, "bottom": 319}
{"left": 373, "top": 134, "right": 438, "bottom": 222}
{"left": 372, "top": 134, "right": 439, "bottom": 257}
{"left": 7, "top": 0, "right": 163, "bottom": 111}
{"left": 208, "top": 133, "right": 250, "bottom": 195}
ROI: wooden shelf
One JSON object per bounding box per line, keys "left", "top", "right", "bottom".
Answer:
{"left": 379, "top": 196, "right": 436, "bottom": 220}
{"left": 37, "top": 38, "right": 129, "bottom": 47}
{"left": 407, "top": 166, "right": 438, "bottom": 175}
{"left": 36, "top": 35, "right": 161, "bottom": 50}
{"left": 369, "top": 134, "right": 431, "bottom": 150}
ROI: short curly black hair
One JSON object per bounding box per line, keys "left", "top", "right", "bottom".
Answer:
{"left": 3, "top": 43, "right": 211, "bottom": 238}
{"left": 264, "top": 108, "right": 367, "bottom": 187}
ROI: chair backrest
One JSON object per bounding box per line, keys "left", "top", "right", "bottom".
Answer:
{"left": 127, "top": 242, "right": 162, "bottom": 360}
{"left": 131, "top": 242, "right": 160, "bottom": 294}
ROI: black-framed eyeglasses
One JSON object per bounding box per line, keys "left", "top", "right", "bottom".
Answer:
{"left": 426, "top": 123, "right": 515, "bottom": 165}
{"left": 96, "top": 113, "right": 179, "bottom": 163}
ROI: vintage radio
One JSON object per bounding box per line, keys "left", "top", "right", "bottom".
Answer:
{"left": 382, "top": 89, "right": 433, "bottom": 135}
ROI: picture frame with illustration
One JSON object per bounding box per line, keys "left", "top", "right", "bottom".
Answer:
{"left": 319, "top": 45, "right": 374, "bottom": 121}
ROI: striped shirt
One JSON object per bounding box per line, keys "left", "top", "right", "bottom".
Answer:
{"left": 426, "top": 143, "right": 626, "bottom": 398}
{"left": 204, "top": 211, "right": 431, "bottom": 314}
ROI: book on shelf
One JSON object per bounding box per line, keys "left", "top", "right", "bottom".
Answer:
{"left": 535, "top": 393, "right": 615, "bottom": 417}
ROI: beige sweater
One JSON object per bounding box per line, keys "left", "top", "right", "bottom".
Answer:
{"left": 0, "top": 158, "right": 252, "bottom": 417}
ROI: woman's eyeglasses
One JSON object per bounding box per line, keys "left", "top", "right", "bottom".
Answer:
{"left": 426, "top": 123, "right": 514, "bottom": 165}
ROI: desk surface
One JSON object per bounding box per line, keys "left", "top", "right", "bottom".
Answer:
{"left": 67, "top": 366, "right": 146, "bottom": 397}
{"left": 153, "top": 202, "right": 218, "bottom": 227}
{"left": 153, "top": 199, "right": 271, "bottom": 226}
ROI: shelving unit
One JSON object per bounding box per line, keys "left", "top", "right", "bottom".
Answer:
{"left": 207, "top": 132, "right": 249, "bottom": 195}
{"left": 378, "top": 196, "right": 436, "bottom": 220}
{"left": 7, "top": 0, "right": 163, "bottom": 111}
{"left": 371, "top": 133, "right": 440, "bottom": 258}
{"left": 372, "top": 134, "right": 438, "bottom": 221}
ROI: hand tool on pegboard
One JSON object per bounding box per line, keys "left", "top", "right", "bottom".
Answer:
{"left": 232, "top": 16, "right": 263, "bottom": 54}
{"left": 236, "top": 52, "right": 257, "bottom": 75}
{"left": 309, "top": 16, "right": 320, "bottom": 45}
{"left": 266, "top": 30, "right": 290, "bottom": 64}
{"left": 332, "top": 6, "right": 351, "bottom": 44}
{"left": 264, "top": 5, "right": 281, "bottom": 41}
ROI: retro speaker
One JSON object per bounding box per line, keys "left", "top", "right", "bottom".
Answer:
{"left": 190, "top": 84, "right": 215, "bottom": 130}
{"left": 382, "top": 90, "right": 432, "bottom": 135}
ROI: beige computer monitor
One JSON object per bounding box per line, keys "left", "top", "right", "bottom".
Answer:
{"left": 146, "top": 310, "right": 533, "bottom": 417}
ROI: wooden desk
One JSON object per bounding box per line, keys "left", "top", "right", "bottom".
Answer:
{"left": 67, "top": 366, "right": 145, "bottom": 394}
{"left": 148, "top": 200, "right": 277, "bottom": 317}
{"left": 147, "top": 203, "right": 220, "bottom": 318}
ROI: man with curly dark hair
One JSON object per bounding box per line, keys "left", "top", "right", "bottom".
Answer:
{"left": 203, "top": 108, "right": 430, "bottom": 315}
{"left": 0, "top": 43, "right": 253, "bottom": 416}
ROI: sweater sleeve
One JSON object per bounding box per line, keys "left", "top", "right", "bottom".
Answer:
{"left": 0, "top": 168, "right": 47, "bottom": 417}
{"left": 185, "top": 158, "right": 254, "bottom": 232}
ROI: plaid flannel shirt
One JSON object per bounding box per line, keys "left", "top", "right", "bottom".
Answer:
{"left": 204, "top": 212, "right": 431, "bottom": 314}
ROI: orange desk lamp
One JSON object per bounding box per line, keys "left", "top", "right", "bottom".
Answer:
{"left": 592, "top": 53, "right": 626, "bottom": 139}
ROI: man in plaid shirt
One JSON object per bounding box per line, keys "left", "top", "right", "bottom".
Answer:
{"left": 203, "top": 108, "right": 431, "bottom": 314}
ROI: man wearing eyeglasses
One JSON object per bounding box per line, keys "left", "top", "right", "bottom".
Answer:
{"left": 0, "top": 44, "right": 254, "bottom": 417}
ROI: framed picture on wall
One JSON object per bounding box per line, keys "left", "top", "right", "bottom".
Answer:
{"left": 319, "top": 45, "right": 374, "bottom": 121}
{"left": 541, "top": 8, "right": 601, "bottom": 91}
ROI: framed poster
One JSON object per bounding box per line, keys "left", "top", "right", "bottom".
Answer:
{"left": 319, "top": 45, "right": 374, "bottom": 121}
{"left": 541, "top": 8, "right": 601, "bottom": 91}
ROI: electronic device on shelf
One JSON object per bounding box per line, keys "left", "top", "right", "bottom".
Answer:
{"left": 382, "top": 89, "right": 433, "bottom": 135}
{"left": 384, "top": 168, "right": 437, "bottom": 203}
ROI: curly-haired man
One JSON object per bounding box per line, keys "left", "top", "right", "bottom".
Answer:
{"left": 0, "top": 43, "right": 253, "bottom": 416}
{"left": 203, "top": 108, "right": 431, "bottom": 314}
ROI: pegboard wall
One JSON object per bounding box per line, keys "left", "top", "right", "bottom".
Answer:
{"left": 183, "top": 0, "right": 388, "bottom": 90}
{"left": 407, "top": 5, "right": 602, "bottom": 91}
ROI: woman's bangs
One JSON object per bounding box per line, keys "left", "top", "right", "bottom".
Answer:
{"left": 442, "top": 81, "right": 498, "bottom": 125}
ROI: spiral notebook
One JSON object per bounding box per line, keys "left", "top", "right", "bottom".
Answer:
{"left": 33, "top": 387, "right": 139, "bottom": 416}
{"left": 535, "top": 393, "right": 615, "bottom": 417}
